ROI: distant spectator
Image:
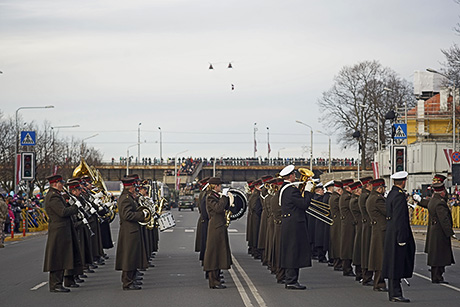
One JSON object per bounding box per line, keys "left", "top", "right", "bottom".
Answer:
{"left": 0, "top": 194, "right": 8, "bottom": 247}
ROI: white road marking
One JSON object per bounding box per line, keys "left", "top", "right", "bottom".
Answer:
{"left": 229, "top": 261, "right": 254, "bottom": 307}
{"left": 228, "top": 229, "right": 238, "bottom": 233}
{"left": 163, "top": 229, "right": 174, "bottom": 232}
{"left": 30, "top": 281, "right": 47, "bottom": 291}
{"left": 232, "top": 256, "right": 267, "bottom": 307}
{"left": 413, "top": 272, "right": 460, "bottom": 292}
{"left": 185, "top": 229, "right": 194, "bottom": 233}
{"left": 11, "top": 242, "right": 18, "bottom": 245}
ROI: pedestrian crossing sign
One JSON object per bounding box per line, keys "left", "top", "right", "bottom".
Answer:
{"left": 20, "top": 131, "right": 36, "bottom": 146}
{"left": 393, "top": 124, "right": 407, "bottom": 140}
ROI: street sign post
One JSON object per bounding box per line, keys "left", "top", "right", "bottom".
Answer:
{"left": 20, "top": 131, "right": 36, "bottom": 146}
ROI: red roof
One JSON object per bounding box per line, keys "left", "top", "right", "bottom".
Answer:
{"left": 407, "top": 94, "right": 459, "bottom": 117}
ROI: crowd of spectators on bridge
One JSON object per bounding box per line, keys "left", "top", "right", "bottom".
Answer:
{"left": 110, "top": 156, "right": 358, "bottom": 168}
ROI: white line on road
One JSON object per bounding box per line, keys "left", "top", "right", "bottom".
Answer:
{"left": 232, "top": 256, "right": 267, "bottom": 307}
{"left": 30, "top": 282, "right": 47, "bottom": 291}
{"left": 228, "top": 229, "right": 238, "bottom": 233}
{"left": 163, "top": 229, "right": 174, "bottom": 232}
{"left": 229, "top": 259, "right": 254, "bottom": 307}
{"left": 185, "top": 229, "right": 194, "bottom": 233}
{"left": 413, "top": 272, "right": 460, "bottom": 292}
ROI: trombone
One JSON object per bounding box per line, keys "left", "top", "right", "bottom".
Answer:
{"left": 306, "top": 198, "right": 332, "bottom": 225}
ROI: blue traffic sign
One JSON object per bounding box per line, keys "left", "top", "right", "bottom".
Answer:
{"left": 393, "top": 123, "right": 407, "bottom": 140}
{"left": 20, "top": 131, "right": 36, "bottom": 146}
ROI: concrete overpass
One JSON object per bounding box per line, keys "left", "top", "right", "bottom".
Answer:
{"left": 96, "top": 163, "right": 363, "bottom": 185}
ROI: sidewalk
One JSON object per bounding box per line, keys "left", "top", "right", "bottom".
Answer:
{"left": 4, "top": 230, "right": 47, "bottom": 242}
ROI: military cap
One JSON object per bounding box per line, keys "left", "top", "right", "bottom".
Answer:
{"left": 334, "top": 180, "right": 343, "bottom": 188}
{"left": 121, "top": 177, "right": 136, "bottom": 187}
{"left": 199, "top": 177, "right": 210, "bottom": 185}
{"left": 279, "top": 165, "right": 295, "bottom": 177}
{"left": 391, "top": 171, "right": 408, "bottom": 180}
{"left": 208, "top": 177, "right": 223, "bottom": 185}
{"left": 66, "top": 179, "right": 81, "bottom": 190}
{"left": 342, "top": 179, "right": 354, "bottom": 187}
{"left": 315, "top": 182, "right": 324, "bottom": 189}
{"left": 433, "top": 174, "right": 446, "bottom": 183}
{"left": 371, "top": 178, "right": 385, "bottom": 187}
{"left": 46, "top": 174, "right": 65, "bottom": 184}
{"left": 360, "top": 176, "right": 373, "bottom": 185}
{"left": 324, "top": 180, "right": 334, "bottom": 188}
{"left": 350, "top": 181, "right": 362, "bottom": 190}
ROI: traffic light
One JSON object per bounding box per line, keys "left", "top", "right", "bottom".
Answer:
{"left": 21, "top": 152, "right": 35, "bottom": 180}
{"left": 393, "top": 146, "right": 406, "bottom": 173}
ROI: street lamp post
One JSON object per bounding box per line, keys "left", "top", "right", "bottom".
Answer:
{"left": 138, "top": 123, "right": 142, "bottom": 165}
{"left": 278, "top": 147, "right": 285, "bottom": 159}
{"left": 213, "top": 154, "right": 226, "bottom": 177}
{"left": 174, "top": 150, "right": 188, "bottom": 191}
{"left": 126, "top": 143, "right": 139, "bottom": 176}
{"left": 158, "top": 127, "right": 163, "bottom": 165}
{"left": 14, "top": 105, "right": 54, "bottom": 193}
{"left": 427, "top": 68, "right": 457, "bottom": 151}
{"left": 80, "top": 134, "right": 99, "bottom": 157}
{"left": 317, "top": 130, "right": 332, "bottom": 173}
{"left": 296, "top": 120, "right": 313, "bottom": 170}
{"left": 253, "top": 123, "right": 258, "bottom": 158}
{"left": 266, "top": 127, "right": 270, "bottom": 161}
{"left": 51, "top": 125, "right": 79, "bottom": 171}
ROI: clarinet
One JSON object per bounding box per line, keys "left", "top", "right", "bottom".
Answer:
{"left": 63, "top": 189, "right": 95, "bottom": 237}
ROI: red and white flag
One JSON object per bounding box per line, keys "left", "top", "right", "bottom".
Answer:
{"left": 372, "top": 162, "right": 380, "bottom": 179}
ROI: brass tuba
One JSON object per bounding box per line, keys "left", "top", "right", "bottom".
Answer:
{"left": 298, "top": 167, "right": 316, "bottom": 194}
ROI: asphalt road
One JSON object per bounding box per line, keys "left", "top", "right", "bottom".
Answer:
{"left": 1, "top": 209, "right": 460, "bottom": 307}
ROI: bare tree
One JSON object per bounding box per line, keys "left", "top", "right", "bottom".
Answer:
{"left": 318, "top": 60, "right": 415, "bottom": 169}
{"left": 0, "top": 110, "right": 103, "bottom": 195}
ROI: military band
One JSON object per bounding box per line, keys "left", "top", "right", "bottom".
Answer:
{"left": 41, "top": 164, "right": 457, "bottom": 300}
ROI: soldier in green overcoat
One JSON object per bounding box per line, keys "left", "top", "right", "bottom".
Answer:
{"left": 426, "top": 182, "right": 456, "bottom": 283}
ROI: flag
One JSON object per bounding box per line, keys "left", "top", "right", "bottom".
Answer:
{"left": 268, "top": 142, "right": 271, "bottom": 154}
{"left": 254, "top": 139, "right": 257, "bottom": 153}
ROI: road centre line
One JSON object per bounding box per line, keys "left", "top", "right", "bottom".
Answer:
{"left": 413, "top": 272, "right": 460, "bottom": 292}
{"left": 232, "top": 256, "right": 267, "bottom": 307}
{"left": 30, "top": 281, "right": 47, "bottom": 291}
{"left": 229, "top": 261, "right": 254, "bottom": 307}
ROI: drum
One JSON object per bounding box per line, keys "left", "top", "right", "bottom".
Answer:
{"left": 158, "top": 211, "right": 176, "bottom": 231}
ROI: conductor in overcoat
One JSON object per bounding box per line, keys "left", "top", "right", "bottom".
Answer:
{"left": 426, "top": 182, "right": 455, "bottom": 283}
{"left": 382, "top": 171, "right": 415, "bottom": 303}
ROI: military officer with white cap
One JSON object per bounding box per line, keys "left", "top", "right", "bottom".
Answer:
{"left": 382, "top": 171, "right": 415, "bottom": 303}
{"left": 279, "top": 165, "right": 313, "bottom": 290}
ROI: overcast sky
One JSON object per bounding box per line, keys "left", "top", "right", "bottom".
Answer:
{"left": 1, "top": 0, "right": 459, "bottom": 162}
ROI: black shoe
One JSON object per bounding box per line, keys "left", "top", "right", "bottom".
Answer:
{"left": 136, "top": 271, "right": 144, "bottom": 276}
{"left": 277, "top": 279, "right": 285, "bottom": 284}
{"left": 343, "top": 272, "right": 356, "bottom": 277}
{"left": 327, "top": 263, "right": 334, "bottom": 267}
{"left": 389, "top": 296, "right": 410, "bottom": 303}
{"left": 373, "top": 287, "right": 388, "bottom": 292}
{"left": 362, "top": 281, "right": 373, "bottom": 286}
{"left": 136, "top": 276, "right": 143, "bottom": 281}
{"left": 334, "top": 267, "right": 343, "bottom": 271}
{"left": 220, "top": 279, "right": 225, "bottom": 284}
{"left": 50, "top": 287, "right": 70, "bottom": 293}
{"left": 134, "top": 281, "right": 143, "bottom": 285}
{"left": 89, "top": 264, "right": 98, "bottom": 269}
{"left": 84, "top": 269, "right": 95, "bottom": 273}
{"left": 123, "top": 284, "right": 142, "bottom": 290}
{"left": 75, "top": 278, "right": 84, "bottom": 283}
{"left": 432, "top": 280, "right": 449, "bottom": 284}
{"left": 285, "top": 283, "right": 307, "bottom": 290}
{"left": 319, "top": 259, "right": 328, "bottom": 263}
{"left": 103, "top": 253, "right": 109, "bottom": 259}
{"left": 79, "top": 274, "right": 88, "bottom": 279}
{"left": 149, "top": 263, "right": 155, "bottom": 268}
{"left": 210, "top": 284, "right": 226, "bottom": 289}
{"left": 97, "top": 258, "right": 105, "bottom": 265}
{"left": 65, "top": 283, "right": 80, "bottom": 288}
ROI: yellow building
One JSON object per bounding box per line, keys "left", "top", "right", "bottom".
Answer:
{"left": 406, "top": 92, "right": 458, "bottom": 145}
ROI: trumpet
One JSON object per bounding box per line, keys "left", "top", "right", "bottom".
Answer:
{"left": 298, "top": 168, "right": 316, "bottom": 194}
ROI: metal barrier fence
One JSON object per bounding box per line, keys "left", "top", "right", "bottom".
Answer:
{"left": 19, "top": 208, "right": 49, "bottom": 232}
{"left": 411, "top": 205, "right": 460, "bottom": 228}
